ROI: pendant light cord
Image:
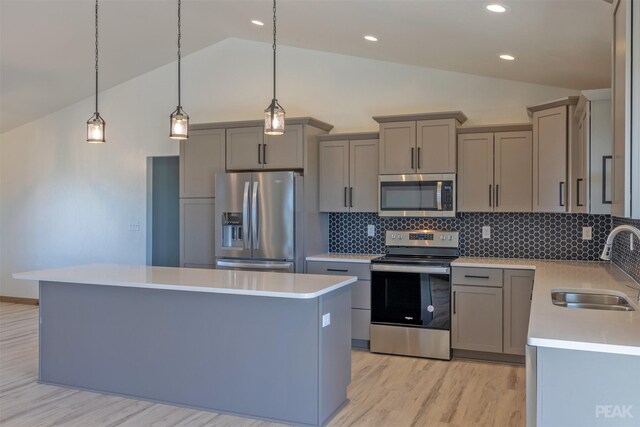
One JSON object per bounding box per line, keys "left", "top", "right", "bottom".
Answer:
{"left": 177, "top": 0, "right": 182, "bottom": 108}
{"left": 272, "top": 0, "right": 277, "bottom": 101}
{"left": 94, "top": 0, "right": 99, "bottom": 114}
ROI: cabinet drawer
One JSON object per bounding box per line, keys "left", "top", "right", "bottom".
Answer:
{"left": 352, "top": 280, "right": 371, "bottom": 309}
{"left": 306, "top": 261, "right": 371, "bottom": 281}
{"left": 352, "top": 308, "right": 370, "bottom": 341}
{"left": 452, "top": 267, "right": 503, "bottom": 287}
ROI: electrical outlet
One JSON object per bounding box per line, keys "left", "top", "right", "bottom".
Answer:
{"left": 322, "top": 313, "right": 331, "bottom": 328}
{"left": 367, "top": 224, "right": 375, "bottom": 237}
{"left": 582, "top": 227, "right": 592, "bottom": 240}
{"left": 482, "top": 226, "right": 491, "bottom": 239}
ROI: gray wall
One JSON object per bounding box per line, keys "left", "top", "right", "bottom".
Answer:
{"left": 150, "top": 156, "right": 179, "bottom": 267}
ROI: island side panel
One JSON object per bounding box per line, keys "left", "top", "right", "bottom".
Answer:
{"left": 39, "top": 281, "right": 321, "bottom": 426}
{"left": 318, "top": 285, "right": 352, "bottom": 424}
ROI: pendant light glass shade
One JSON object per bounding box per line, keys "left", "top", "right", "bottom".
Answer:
{"left": 87, "top": 0, "right": 105, "bottom": 144}
{"left": 170, "top": 0, "right": 188, "bottom": 140}
{"left": 87, "top": 113, "right": 105, "bottom": 143}
{"left": 264, "top": 99, "right": 285, "bottom": 135}
{"left": 170, "top": 107, "right": 189, "bottom": 140}
{"left": 264, "top": 0, "right": 285, "bottom": 135}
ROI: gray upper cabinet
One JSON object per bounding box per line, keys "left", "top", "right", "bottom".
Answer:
{"left": 457, "top": 126, "right": 532, "bottom": 213}
{"left": 612, "top": 0, "right": 639, "bottom": 219}
{"left": 529, "top": 100, "right": 578, "bottom": 213}
{"left": 179, "top": 129, "right": 225, "bottom": 198}
{"left": 503, "top": 269, "right": 534, "bottom": 356}
{"left": 180, "top": 198, "right": 215, "bottom": 267}
{"left": 374, "top": 112, "right": 467, "bottom": 175}
{"left": 226, "top": 126, "right": 264, "bottom": 171}
{"left": 319, "top": 133, "right": 379, "bottom": 212}
{"left": 226, "top": 124, "right": 305, "bottom": 171}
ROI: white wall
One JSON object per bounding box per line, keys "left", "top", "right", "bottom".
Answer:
{"left": 0, "top": 38, "right": 578, "bottom": 298}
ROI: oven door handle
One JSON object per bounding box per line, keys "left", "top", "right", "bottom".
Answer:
{"left": 371, "top": 264, "right": 450, "bottom": 274}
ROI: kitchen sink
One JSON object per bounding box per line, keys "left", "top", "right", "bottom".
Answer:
{"left": 551, "top": 291, "right": 636, "bottom": 312}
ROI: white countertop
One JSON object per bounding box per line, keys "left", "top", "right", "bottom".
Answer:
{"left": 306, "top": 253, "right": 382, "bottom": 263}
{"left": 452, "top": 258, "right": 640, "bottom": 356}
{"left": 13, "top": 264, "right": 357, "bottom": 299}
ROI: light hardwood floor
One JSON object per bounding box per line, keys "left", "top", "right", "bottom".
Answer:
{"left": 0, "top": 302, "right": 525, "bottom": 426}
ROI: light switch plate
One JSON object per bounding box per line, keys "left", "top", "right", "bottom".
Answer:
{"left": 322, "top": 313, "right": 330, "bottom": 328}
{"left": 482, "top": 226, "right": 491, "bottom": 239}
{"left": 367, "top": 225, "right": 375, "bottom": 237}
{"left": 582, "top": 227, "right": 592, "bottom": 240}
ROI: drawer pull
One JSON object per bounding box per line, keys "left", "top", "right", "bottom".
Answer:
{"left": 465, "top": 275, "right": 490, "bottom": 279}
{"left": 327, "top": 268, "right": 349, "bottom": 272}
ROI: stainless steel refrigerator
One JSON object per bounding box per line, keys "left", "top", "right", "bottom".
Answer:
{"left": 214, "top": 171, "right": 303, "bottom": 273}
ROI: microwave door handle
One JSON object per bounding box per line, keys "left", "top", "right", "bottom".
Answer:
{"left": 242, "top": 182, "right": 250, "bottom": 249}
{"left": 436, "top": 181, "right": 443, "bottom": 210}
{"left": 252, "top": 181, "right": 259, "bottom": 249}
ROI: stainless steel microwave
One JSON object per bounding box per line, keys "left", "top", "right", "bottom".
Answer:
{"left": 378, "top": 174, "right": 456, "bottom": 217}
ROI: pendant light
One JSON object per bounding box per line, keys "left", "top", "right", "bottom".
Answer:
{"left": 264, "top": 0, "right": 285, "bottom": 135}
{"left": 170, "top": 0, "right": 189, "bottom": 140}
{"left": 86, "top": 0, "right": 105, "bottom": 143}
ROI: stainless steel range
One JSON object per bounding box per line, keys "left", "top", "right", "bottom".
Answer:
{"left": 370, "top": 230, "right": 459, "bottom": 360}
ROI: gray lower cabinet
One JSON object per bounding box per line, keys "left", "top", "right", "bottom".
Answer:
{"left": 306, "top": 260, "right": 371, "bottom": 345}
{"left": 451, "top": 284, "right": 503, "bottom": 353}
{"left": 179, "top": 128, "right": 225, "bottom": 198}
{"left": 180, "top": 198, "right": 215, "bottom": 268}
{"left": 503, "top": 269, "right": 534, "bottom": 355}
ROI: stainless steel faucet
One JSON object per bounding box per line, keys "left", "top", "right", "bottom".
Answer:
{"left": 600, "top": 225, "right": 640, "bottom": 261}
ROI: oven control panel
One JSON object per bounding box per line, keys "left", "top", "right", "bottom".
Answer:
{"left": 385, "top": 230, "right": 459, "bottom": 247}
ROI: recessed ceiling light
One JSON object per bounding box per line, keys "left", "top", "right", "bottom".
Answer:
{"left": 486, "top": 4, "right": 507, "bottom": 13}
{"left": 499, "top": 54, "right": 516, "bottom": 61}
{"left": 364, "top": 35, "right": 378, "bottom": 42}
{"left": 251, "top": 20, "right": 264, "bottom": 26}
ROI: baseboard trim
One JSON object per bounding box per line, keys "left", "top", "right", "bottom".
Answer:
{"left": 0, "top": 296, "right": 39, "bottom": 306}
{"left": 453, "top": 349, "right": 525, "bottom": 365}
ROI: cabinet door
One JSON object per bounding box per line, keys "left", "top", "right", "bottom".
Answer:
{"left": 533, "top": 106, "right": 568, "bottom": 212}
{"left": 263, "top": 124, "right": 304, "bottom": 170}
{"left": 457, "top": 133, "right": 493, "bottom": 212}
{"left": 495, "top": 131, "right": 533, "bottom": 212}
{"left": 226, "top": 127, "right": 263, "bottom": 171}
{"left": 379, "top": 121, "right": 416, "bottom": 174}
{"left": 589, "top": 99, "right": 612, "bottom": 215}
{"left": 352, "top": 308, "right": 370, "bottom": 341}
{"left": 350, "top": 139, "right": 379, "bottom": 212}
{"left": 180, "top": 198, "right": 215, "bottom": 267}
{"left": 319, "top": 140, "right": 350, "bottom": 212}
{"left": 503, "top": 269, "right": 534, "bottom": 355}
{"left": 417, "top": 119, "right": 457, "bottom": 173}
{"left": 179, "top": 129, "right": 225, "bottom": 198}
{"left": 452, "top": 285, "right": 503, "bottom": 353}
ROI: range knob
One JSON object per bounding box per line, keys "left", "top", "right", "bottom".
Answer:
{"left": 391, "top": 234, "right": 396, "bottom": 240}
{"left": 448, "top": 235, "right": 453, "bottom": 241}
{"left": 440, "top": 235, "right": 445, "bottom": 240}
{"left": 398, "top": 235, "right": 404, "bottom": 240}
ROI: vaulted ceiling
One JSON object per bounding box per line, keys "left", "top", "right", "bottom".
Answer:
{"left": 0, "top": 0, "right": 612, "bottom": 133}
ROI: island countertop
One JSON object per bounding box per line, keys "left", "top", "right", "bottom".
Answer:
{"left": 13, "top": 264, "right": 357, "bottom": 299}
{"left": 452, "top": 258, "right": 640, "bottom": 356}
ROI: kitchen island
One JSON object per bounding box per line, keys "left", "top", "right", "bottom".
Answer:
{"left": 13, "top": 264, "right": 357, "bottom": 427}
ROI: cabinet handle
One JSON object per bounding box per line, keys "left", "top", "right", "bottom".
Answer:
{"left": 411, "top": 147, "right": 415, "bottom": 169}
{"left": 495, "top": 184, "right": 499, "bottom": 208}
{"left": 602, "top": 155, "right": 612, "bottom": 204}
{"left": 327, "top": 268, "right": 349, "bottom": 272}
{"left": 453, "top": 291, "right": 457, "bottom": 314}
{"left": 350, "top": 187, "right": 354, "bottom": 208}
{"left": 576, "top": 178, "right": 583, "bottom": 207}
{"left": 344, "top": 187, "right": 348, "bottom": 208}
{"left": 417, "top": 147, "right": 421, "bottom": 169}
{"left": 465, "top": 275, "right": 490, "bottom": 279}
{"left": 263, "top": 143, "right": 267, "bottom": 165}
{"left": 559, "top": 182, "right": 565, "bottom": 207}
{"left": 258, "top": 144, "right": 262, "bottom": 164}
{"left": 489, "top": 185, "right": 492, "bottom": 207}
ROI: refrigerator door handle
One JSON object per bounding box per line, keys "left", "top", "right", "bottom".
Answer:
{"left": 242, "top": 182, "right": 250, "bottom": 249}
{"left": 252, "top": 181, "right": 260, "bottom": 249}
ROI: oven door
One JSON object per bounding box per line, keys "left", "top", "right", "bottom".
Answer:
{"left": 378, "top": 174, "right": 455, "bottom": 217}
{"left": 371, "top": 268, "right": 451, "bottom": 330}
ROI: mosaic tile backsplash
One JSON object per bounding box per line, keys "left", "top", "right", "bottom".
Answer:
{"left": 611, "top": 216, "right": 640, "bottom": 284}
{"left": 329, "top": 212, "right": 612, "bottom": 261}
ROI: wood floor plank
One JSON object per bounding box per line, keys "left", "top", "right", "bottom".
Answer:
{"left": 0, "top": 303, "right": 525, "bottom": 426}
